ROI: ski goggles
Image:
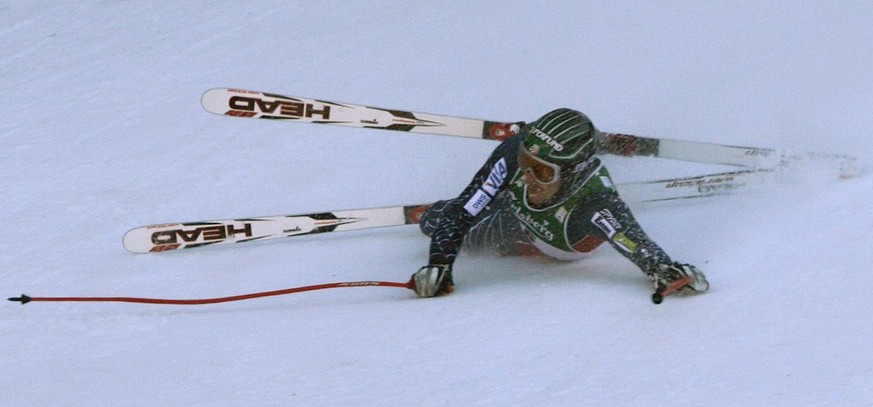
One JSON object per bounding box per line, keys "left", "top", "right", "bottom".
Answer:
{"left": 518, "top": 148, "right": 561, "bottom": 185}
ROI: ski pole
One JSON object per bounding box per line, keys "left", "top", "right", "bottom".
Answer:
{"left": 8, "top": 280, "right": 414, "bottom": 306}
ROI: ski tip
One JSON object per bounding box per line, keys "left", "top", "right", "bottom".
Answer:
{"left": 122, "top": 228, "right": 158, "bottom": 254}
{"left": 201, "top": 87, "right": 222, "bottom": 99}
{"left": 201, "top": 88, "right": 234, "bottom": 114}
{"left": 8, "top": 294, "right": 31, "bottom": 304}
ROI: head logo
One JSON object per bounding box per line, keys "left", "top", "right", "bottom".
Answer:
{"left": 151, "top": 224, "right": 253, "bottom": 245}
{"left": 228, "top": 96, "right": 331, "bottom": 120}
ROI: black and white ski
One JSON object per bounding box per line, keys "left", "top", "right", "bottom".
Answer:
{"left": 201, "top": 88, "right": 524, "bottom": 141}
{"left": 123, "top": 170, "right": 767, "bottom": 253}
{"left": 201, "top": 88, "right": 856, "bottom": 176}
{"left": 123, "top": 205, "right": 431, "bottom": 253}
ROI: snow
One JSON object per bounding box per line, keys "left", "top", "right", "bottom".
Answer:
{"left": 3, "top": 1, "right": 872, "bottom": 405}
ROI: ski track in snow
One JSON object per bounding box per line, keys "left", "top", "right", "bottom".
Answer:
{"left": 2, "top": 2, "right": 872, "bottom": 405}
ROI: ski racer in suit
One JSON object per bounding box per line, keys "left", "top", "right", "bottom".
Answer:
{"left": 410, "top": 108, "right": 709, "bottom": 302}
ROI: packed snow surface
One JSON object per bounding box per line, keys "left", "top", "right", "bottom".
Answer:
{"left": 3, "top": 2, "right": 872, "bottom": 405}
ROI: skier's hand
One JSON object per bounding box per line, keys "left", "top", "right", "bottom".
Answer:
{"left": 411, "top": 264, "right": 454, "bottom": 297}
{"left": 649, "top": 263, "right": 709, "bottom": 303}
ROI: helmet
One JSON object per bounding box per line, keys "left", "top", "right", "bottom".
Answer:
{"left": 520, "top": 108, "right": 598, "bottom": 182}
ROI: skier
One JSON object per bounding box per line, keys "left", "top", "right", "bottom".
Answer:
{"left": 410, "top": 108, "right": 709, "bottom": 303}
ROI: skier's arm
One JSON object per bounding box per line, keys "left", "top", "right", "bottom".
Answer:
{"left": 425, "top": 135, "right": 519, "bottom": 266}
{"left": 591, "top": 192, "right": 672, "bottom": 274}
{"left": 573, "top": 173, "right": 709, "bottom": 300}
{"left": 570, "top": 171, "right": 673, "bottom": 275}
{"left": 412, "top": 135, "right": 521, "bottom": 297}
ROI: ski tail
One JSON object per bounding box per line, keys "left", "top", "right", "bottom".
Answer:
{"left": 600, "top": 132, "right": 857, "bottom": 177}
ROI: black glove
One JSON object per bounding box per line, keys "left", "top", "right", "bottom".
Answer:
{"left": 411, "top": 264, "right": 454, "bottom": 297}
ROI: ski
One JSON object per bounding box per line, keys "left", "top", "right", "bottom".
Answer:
{"left": 600, "top": 133, "right": 857, "bottom": 177}
{"left": 201, "top": 88, "right": 524, "bottom": 141}
{"left": 123, "top": 170, "right": 766, "bottom": 253}
{"left": 618, "top": 169, "right": 771, "bottom": 203}
{"left": 123, "top": 205, "right": 430, "bottom": 253}
{"left": 201, "top": 88, "right": 856, "bottom": 177}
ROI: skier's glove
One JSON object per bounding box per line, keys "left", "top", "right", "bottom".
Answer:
{"left": 648, "top": 263, "right": 709, "bottom": 303}
{"left": 411, "top": 264, "right": 454, "bottom": 297}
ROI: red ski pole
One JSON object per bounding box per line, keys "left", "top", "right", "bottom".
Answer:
{"left": 9, "top": 280, "right": 415, "bottom": 306}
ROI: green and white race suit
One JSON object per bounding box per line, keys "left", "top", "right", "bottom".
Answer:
{"left": 420, "top": 132, "right": 672, "bottom": 275}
